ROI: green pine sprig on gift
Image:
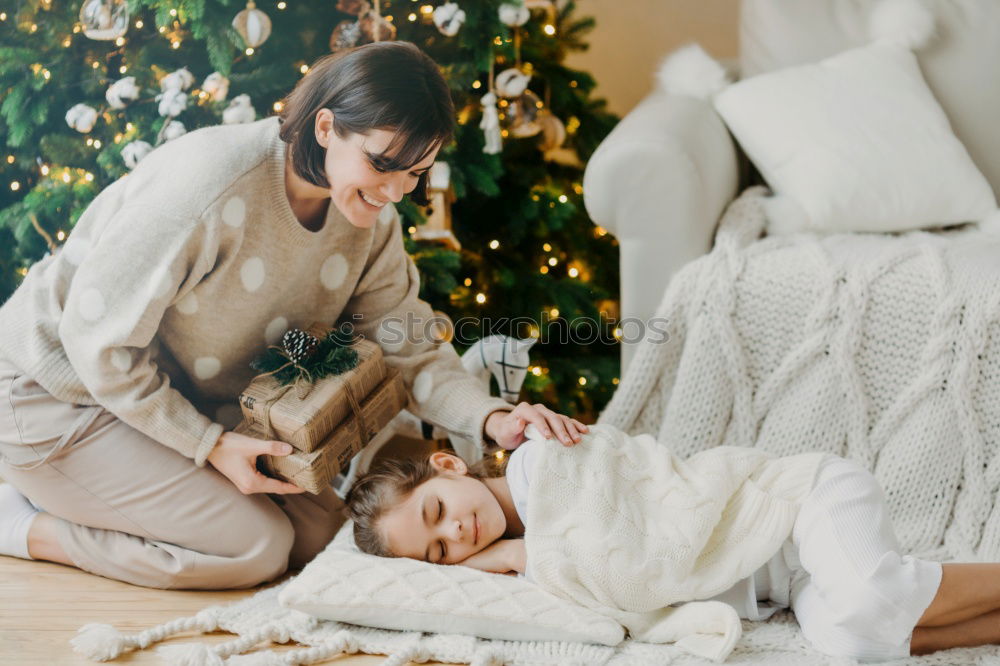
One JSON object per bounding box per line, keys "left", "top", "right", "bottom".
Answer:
{"left": 249, "top": 323, "right": 359, "bottom": 387}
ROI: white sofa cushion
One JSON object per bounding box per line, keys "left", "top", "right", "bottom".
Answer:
{"left": 740, "top": 0, "right": 1000, "bottom": 202}
{"left": 713, "top": 37, "right": 996, "bottom": 235}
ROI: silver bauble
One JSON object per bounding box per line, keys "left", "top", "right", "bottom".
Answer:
{"left": 79, "top": 0, "right": 129, "bottom": 40}
{"left": 503, "top": 89, "right": 544, "bottom": 138}
{"left": 232, "top": 0, "right": 272, "bottom": 48}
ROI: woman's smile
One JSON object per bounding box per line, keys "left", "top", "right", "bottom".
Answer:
{"left": 359, "top": 189, "right": 387, "bottom": 209}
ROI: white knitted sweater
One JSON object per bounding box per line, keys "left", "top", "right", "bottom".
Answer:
{"left": 525, "top": 424, "right": 826, "bottom": 660}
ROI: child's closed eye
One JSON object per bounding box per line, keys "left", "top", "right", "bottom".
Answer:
{"left": 435, "top": 498, "right": 446, "bottom": 562}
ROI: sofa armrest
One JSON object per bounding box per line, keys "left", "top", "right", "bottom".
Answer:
{"left": 583, "top": 91, "right": 739, "bottom": 373}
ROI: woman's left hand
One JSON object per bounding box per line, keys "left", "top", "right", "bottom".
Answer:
{"left": 484, "top": 402, "right": 589, "bottom": 450}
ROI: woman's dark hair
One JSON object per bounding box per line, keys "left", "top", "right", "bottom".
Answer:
{"left": 346, "top": 450, "right": 509, "bottom": 557}
{"left": 277, "top": 41, "right": 454, "bottom": 206}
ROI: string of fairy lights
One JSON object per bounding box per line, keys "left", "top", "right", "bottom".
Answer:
{"left": 2, "top": 0, "right": 620, "bottom": 392}
{"left": 3, "top": 0, "right": 572, "bottom": 197}
{"left": 445, "top": 213, "right": 622, "bottom": 389}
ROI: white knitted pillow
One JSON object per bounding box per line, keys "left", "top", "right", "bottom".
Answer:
{"left": 278, "top": 521, "right": 626, "bottom": 646}
{"left": 708, "top": 0, "right": 998, "bottom": 235}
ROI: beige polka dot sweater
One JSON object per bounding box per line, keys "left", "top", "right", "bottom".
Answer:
{"left": 0, "top": 116, "right": 513, "bottom": 466}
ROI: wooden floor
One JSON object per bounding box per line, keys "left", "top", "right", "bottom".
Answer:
{"left": 0, "top": 438, "right": 453, "bottom": 664}
{"left": 0, "top": 554, "right": 450, "bottom": 664}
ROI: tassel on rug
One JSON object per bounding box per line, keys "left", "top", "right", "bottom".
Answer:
{"left": 71, "top": 609, "right": 222, "bottom": 661}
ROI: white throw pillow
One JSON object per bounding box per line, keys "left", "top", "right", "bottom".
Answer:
{"left": 712, "top": 35, "right": 997, "bottom": 235}
{"left": 278, "top": 521, "right": 626, "bottom": 646}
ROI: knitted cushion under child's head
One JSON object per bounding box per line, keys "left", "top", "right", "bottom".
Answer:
{"left": 277, "top": 520, "right": 626, "bottom": 646}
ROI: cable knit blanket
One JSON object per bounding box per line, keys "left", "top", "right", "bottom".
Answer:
{"left": 600, "top": 187, "right": 1000, "bottom": 565}
{"left": 71, "top": 188, "right": 1000, "bottom": 665}
{"left": 523, "top": 424, "right": 826, "bottom": 661}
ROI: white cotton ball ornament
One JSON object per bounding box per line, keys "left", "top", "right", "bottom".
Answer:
{"left": 656, "top": 43, "right": 730, "bottom": 99}
{"left": 433, "top": 2, "right": 465, "bottom": 37}
{"left": 201, "top": 72, "right": 230, "bottom": 102}
{"left": 494, "top": 68, "right": 531, "bottom": 98}
{"left": 163, "top": 120, "right": 187, "bottom": 141}
{"left": 160, "top": 66, "right": 195, "bottom": 92}
{"left": 121, "top": 140, "right": 153, "bottom": 169}
{"left": 156, "top": 88, "right": 188, "bottom": 118}
{"left": 869, "top": 0, "right": 935, "bottom": 50}
{"left": 105, "top": 76, "right": 140, "bottom": 109}
{"left": 65, "top": 103, "right": 98, "bottom": 133}
{"left": 223, "top": 94, "right": 256, "bottom": 124}
{"left": 498, "top": 3, "right": 529, "bottom": 27}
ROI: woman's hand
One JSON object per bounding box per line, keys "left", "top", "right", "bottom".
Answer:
{"left": 456, "top": 538, "right": 526, "bottom": 575}
{"left": 485, "top": 402, "right": 589, "bottom": 450}
{"left": 206, "top": 431, "right": 307, "bottom": 495}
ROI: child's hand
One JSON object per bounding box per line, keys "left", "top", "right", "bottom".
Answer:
{"left": 456, "top": 538, "right": 526, "bottom": 575}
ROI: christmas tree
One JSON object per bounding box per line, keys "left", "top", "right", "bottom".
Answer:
{"left": 0, "top": 0, "right": 620, "bottom": 419}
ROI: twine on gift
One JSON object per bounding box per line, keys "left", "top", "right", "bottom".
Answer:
{"left": 252, "top": 365, "right": 371, "bottom": 450}
{"left": 248, "top": 326, "right": 359, "bottom": 399}
{"left": 342, "top": 379, "right": 371, "bottom": 449}
{"left": 254, "top": 383, "right": 294, "bottom": 444}
{"left": 247, "top": 325, "right": 368, "bottom": 450}
{"left": 249, "top": 346, "right": 315, "bottom": 443}
{"left": 250, "top": 345, "right": 317, "bottom": 399}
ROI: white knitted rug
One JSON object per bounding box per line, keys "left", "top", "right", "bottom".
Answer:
{"left": 71, "top": 188, "right": 1000, "bottom": 664}
{"left": 69, "top": 580, "right": 999, "bottom": 665}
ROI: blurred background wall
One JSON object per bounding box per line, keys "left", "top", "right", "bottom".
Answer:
{"left": 565, "top": 0, "right": 740, "bottom": 116}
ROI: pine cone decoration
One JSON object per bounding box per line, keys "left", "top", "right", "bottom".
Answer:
{"left": 282, "top": 329, "right": 320, "bottom": 364}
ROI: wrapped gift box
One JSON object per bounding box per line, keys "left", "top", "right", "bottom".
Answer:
{"left": 239, "top": 322, "right": 386, "bottom": 452}
{"left": 238, "top": 368, "right": 408, "bottom": 494}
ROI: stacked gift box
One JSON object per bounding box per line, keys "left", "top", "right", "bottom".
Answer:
{"left": 234, "top": 321, "right": 408, "bottom": 494}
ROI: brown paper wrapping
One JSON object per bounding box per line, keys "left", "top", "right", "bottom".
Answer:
{"left": 239, "top": 322, "right": 386, "bottom": 452}
{"left": 238, "top": 368, "right": 408, "bottom": 494}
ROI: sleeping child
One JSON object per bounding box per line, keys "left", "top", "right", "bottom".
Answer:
{"left": 346, "top": 423, "right": 1000, "bottom": 662}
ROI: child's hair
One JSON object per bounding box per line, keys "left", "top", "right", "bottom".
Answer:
{"left": 346, "top": 449, "right": 509, "bottom": 557}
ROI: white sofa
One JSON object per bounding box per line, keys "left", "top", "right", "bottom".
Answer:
{"left": 584, "top": 0, "right": 1000, "bottom": 374}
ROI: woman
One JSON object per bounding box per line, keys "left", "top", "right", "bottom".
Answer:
{"left": 0, "top": 41, "right": 587, "bottom": 589}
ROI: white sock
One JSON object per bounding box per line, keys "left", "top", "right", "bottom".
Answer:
{"left": 0, "top": 483, "right": 39, "bottom": 560}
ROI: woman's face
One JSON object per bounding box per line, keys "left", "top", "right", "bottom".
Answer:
{"left": 315, "top": 108, "right": 438, "bottom": 228}
{"left": 378, "top": 452, "right": 507, "bottom": 565}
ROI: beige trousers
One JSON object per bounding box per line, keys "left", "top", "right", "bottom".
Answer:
{"left": 0, "top": 355, "right": 347, "bottom": 590}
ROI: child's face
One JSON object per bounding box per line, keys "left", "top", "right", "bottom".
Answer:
{"left": 379, "top": 452, "right": 506, "bottom": 565}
